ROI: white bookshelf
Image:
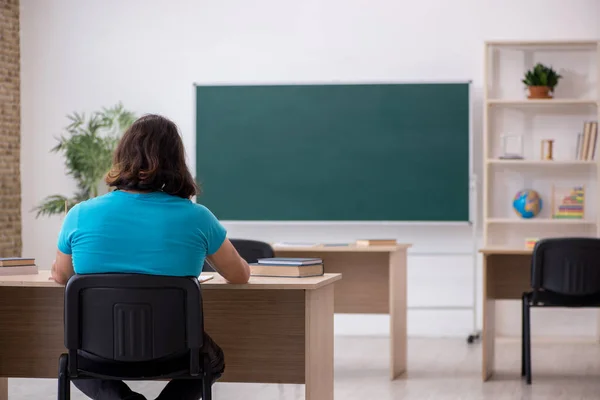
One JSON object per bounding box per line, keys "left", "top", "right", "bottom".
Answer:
{"left": 483, "top": 40, "right": 600, "bottom": 249}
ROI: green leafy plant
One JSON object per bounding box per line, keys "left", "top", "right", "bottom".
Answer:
{"left": 34, "top": 103, "right": 136, "bottom": 218}
{"left": 522, "top": 63, "right": 562, "bottom": 90}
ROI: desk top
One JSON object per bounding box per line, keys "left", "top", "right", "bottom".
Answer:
{"left": 479, "top": 247, "right": 533, "bottom": 255}
{"left": 0, "top": 271, "right": 341, "bottom": 290}
{"left": 273, "top": 243, "right": 412, "bottom": 253}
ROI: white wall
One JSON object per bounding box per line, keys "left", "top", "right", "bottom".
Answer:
{"left": 19, "top": 0, "right": 600, "bottom": 338}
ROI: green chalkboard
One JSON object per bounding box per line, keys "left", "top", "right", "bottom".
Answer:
{"left": 195, "top": 83, "right": 470, "bottom": 221}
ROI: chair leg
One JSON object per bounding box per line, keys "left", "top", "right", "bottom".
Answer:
{"left": 202, "top": 378, "right": 211, "bottom": 400}
{"left": 202, "top": 355, "right": 212, "bottom": 400}
{"left": 521, "top": 293, "right": 526, "bottom": 377}
{"left": 523, "top": 295, "right": 532, "bottom": 384}
{"left": 58, "top": 354, "right": 70, "bottom": 400}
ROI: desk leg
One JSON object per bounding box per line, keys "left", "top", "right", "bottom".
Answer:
{"left": 482, "top": 298, "right": 496, "bottom": 381}
{"left": 482, "top": 255, "right": 496, "bottom": 381}
{"left": 597, "top": 311, "right": 600, "bottom": 343}
{"left": 390, "top": 250, "right": 407, "bottom": 380}
{"left": 0, "top": 378, "right": 7, "bottom": 400}
{"left": 305, "top": 284, "right": 334, "bottom": 400}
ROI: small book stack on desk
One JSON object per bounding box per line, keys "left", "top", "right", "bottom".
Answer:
{"left": 356, "top": 239, "right": 397, "bottom": 246}
{"left": 0, "top": 257, "right": 38, "bottom": 275}
{"left": 250, "top": 258, "right": 324, "bottom": 277}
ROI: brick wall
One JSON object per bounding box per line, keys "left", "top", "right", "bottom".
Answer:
{"left": 0, "top": 0, "right": 21, "bottom": 258}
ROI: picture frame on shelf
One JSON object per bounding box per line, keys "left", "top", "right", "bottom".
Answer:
{"left": 499, "top": 134, "right": 524, "bottom": 160}
{"left": 551, "top": 184, "right": 585, "bottom": 219}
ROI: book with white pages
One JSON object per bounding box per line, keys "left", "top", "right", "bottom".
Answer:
{"left": 256, "top": 258, "right": 322, "bottom": 266}
{"left": 272, "top": 242, "right": 320, "bottom": 248}
{"left": 0, "top": 265, "right": 38, "bottom": 275}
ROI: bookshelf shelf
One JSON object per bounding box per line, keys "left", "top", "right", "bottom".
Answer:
{"left": 483, "top": 40, "right": 600, "bottom": 248}
{"left": 485, "top": 40, "right": 599, "bottom": 49}
{"left": 487, "top": 99, "right": 598, "bottom": 106}
{"left": 486, "top": 218, "right": 596, "bottom": 225}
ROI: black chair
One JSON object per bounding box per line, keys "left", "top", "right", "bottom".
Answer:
{"left": 203, "top": 239, "right": 274, "bottom": 271}
{"left": 230, "top": 239, "right": 274, "bottom": 263}
{"left": 522, "top": 238, "right": 600, "bottom": 384}
{"left": 59, "top": 274, "right": 213, "bottom": 400}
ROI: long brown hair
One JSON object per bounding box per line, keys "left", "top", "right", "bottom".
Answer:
{"left": 105, "top": 114, "right": 198, "bottom": 198}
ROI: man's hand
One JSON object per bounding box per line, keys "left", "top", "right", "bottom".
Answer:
{"left": 51, "top": 254, "right": 74, "bottom": 285}
{"left": 50, "top": 260, "right": 59, "bottom": 281}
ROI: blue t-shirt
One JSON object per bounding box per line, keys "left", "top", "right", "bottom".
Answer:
{"left": 57, "top": 190, "right": 227, "bottom": 277}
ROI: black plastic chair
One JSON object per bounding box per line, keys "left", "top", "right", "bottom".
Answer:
{"left": 59, "top": 274, "right": 212, "bottom": 400}
{"left": 522, "top": 238, "right": 600, "bottom": 384}
{"left": 230, "top": 239, "right": 274, "bottom": 263}
{"left": 203, "top": 239, "right": 274, "bottom": 271}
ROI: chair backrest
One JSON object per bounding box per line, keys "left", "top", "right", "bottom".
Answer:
{"left": 64, "top": 274, "right": 203, "bottom": 367}
{"left": 202, "top": 238, "right": 274, "bottom": 271}
{"left": 230, "top": 239, "right": 275, "bottom": 263}
{"left": 531, "top": 238, "right": 600, "bottom": 296}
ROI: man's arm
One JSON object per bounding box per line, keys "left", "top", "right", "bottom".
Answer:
{"left": 51, "top": 249, "right": 75, "bottom": 285}
{"left": 206, "top": 238, "right": 250, "bottom": 284}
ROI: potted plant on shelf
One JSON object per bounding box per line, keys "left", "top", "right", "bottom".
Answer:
{"left": 522, "top": 63, "right": 562, "bottom": 99}
{"left": 34, "top": 103, "right": 136, "bottom": 217}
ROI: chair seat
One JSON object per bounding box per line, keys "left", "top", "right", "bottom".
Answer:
{"left": 527, "top": 290, "right": 600, "bottom": 308}
{"left": 75, "top": 350, "right": 194, "bottom": 380}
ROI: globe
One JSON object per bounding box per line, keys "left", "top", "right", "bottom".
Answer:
{"left": 513, "top": 189, "right": 542, "bottom": 218}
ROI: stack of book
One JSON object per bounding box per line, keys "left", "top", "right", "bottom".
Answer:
{"left": 249, "top": 258, "right": 324, "bottom": 277}
{"left": 575, "top": 121, "right": 598, "bottom": 161}
{"left": 0, "top": 257, "right": 38, "bottom": 275}
{"left": 525, "top": 238, "right": 539, "bottom": 250}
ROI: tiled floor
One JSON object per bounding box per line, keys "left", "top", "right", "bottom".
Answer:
{"left": 9, "top": 336, "right": 600, "bottom": 399}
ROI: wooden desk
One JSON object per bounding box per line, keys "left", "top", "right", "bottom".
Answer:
{"left": 0, "top": 271, "right": 341, "bottom": 400}
{"left": 480, "top": 248, "right": 532, "bottom": 381}
{"left": 273, "top": 243, "right": 411, "bottom": 379}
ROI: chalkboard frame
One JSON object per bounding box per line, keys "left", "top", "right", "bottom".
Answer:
{"left": 194, "top": 80, "right": 474, "bottom": 224}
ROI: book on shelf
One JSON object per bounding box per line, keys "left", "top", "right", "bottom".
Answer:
{"left": 525, "top": 238, "right": 539, "bottom": 250}
{"left": 250, "top": 257, "right": 324, "bottom": 277}
{"left": 0, "top": 257, "right": 35, "bottom": 267}
{"left": 591, "top": 121, "right": 599, "bottom": 160}
{"left": 355, "top": 239, "right": 397, "bottom": 246}
{"left": 576, "top": 121, "right": 598, "bottom": 161}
